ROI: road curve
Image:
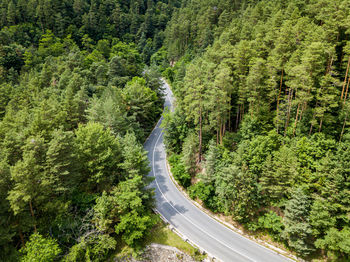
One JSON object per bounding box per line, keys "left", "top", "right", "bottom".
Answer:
{"left": 144, "top": 80, "right": 291, "bottom": 262}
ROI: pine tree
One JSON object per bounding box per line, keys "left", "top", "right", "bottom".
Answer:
{"left": 45, "top": 129, "right": 78, "bottom": 196}
{"left": 183, "top": 59, "right": 211, "bottom": 161}
{"left": 282, "top": 188, "right": 314, "bottom": 256}
{"left": 123, "top": 77, "right": 159, "bottom": 133}
{"left": 6, "top": 0, "right": 17, "bottom": 25}
{"left": 74, "top": 122, "right": 122, "bottom": 192}
{"left": 208, "top": 63, "right": 230, "bottom": 144}
{"left": 261, "top": 146, "right": 299, "bottom": 203}
{"left": 0, "top": 159, "right": 16, "bottom": 258}
{"left": 119, "top": 132, "right": 150, "bottom": 178}
{"left": 87, "top": 87, "right": 137, "bottom": 137}
{"left": 315, "top": 74, "right": 340, "bottom": 132}
{"left": 7, "top": 136, "right": 47, "bottom": 233}
{"left": 285, "top": 63, "right": 313, "bottom": 136}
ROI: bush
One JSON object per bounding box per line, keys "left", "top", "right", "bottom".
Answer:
{"left": 20, "top": 233, "right": 61, "bottom": 262}
{"left": 188, "top": 182, "right": 211, "bottom": 201}
{"left": 188, "top": 181, "right": 218, "bottom": 211}
{"left": 64, "top": 234, "right": 116, "bottom": 262}
{"left": 168, "top": 154, "right": 191, "bottom": 188}
{"left": 258, "top": 211, "right": 284, "bottom": 240}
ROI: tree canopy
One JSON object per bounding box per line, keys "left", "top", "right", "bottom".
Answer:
{"left": 162, "top": 0, "right": 350, "bottom": 260}
{"left": 0, "top": 0, "right": 168, "bottom": 260}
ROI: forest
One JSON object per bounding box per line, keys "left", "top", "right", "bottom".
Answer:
{"left": 1, "top": 0, "right": 350, "bottom": 261}
{"left": 0, "top": 0, "right": 181, "bottom": 261}
{"left": 161, "top": 0, "right": 350, "bottom": 261}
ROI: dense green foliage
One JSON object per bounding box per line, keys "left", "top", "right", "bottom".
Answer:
{"left": 3, "top": 0, "right": 350, "bottom": 260}
{"left": 20, "top": 233, "right": 62, "bottom": 262}
{"left": 0, "top": 0, "right": 176, "bottom": 260}
{"left": 162, "top": 0, "right": 350, "bottom": 260}
{"left": 168, "top": 154, "right": 191, "bottom": 188}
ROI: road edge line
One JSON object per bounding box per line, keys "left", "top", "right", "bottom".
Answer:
{"left": 164, "top": 158, "right": 298, "bottom": 262}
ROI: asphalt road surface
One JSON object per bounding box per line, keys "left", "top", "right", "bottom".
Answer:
{"left": 144, "top": 80, "right": 292, "bottom": 262}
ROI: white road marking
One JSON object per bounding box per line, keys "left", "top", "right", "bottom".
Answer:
{"left": 148, "top": 80, "right": 292, "bottom": 262}
{"left": 151, "top": 125, "right": 255, "bottom": 262}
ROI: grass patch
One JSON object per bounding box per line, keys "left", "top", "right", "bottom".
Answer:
{"left": 110, "top": 218, "right": 206, "bottom": 261}
{"left": 145, "top": 221, "right": 194, "bottom": 254}
{"left": 111, "top": 244, "right": 134, "bottom": 261}
{"left": 144, "top": 220, "right": 206, "bottom": 261}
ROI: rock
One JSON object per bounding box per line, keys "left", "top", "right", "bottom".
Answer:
{"left": 115, "top": 243, "right": 197, "bottom": 262}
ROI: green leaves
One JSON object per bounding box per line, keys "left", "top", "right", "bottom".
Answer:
{"left": 8, "top": 136, "right": 46, "bottom": 216}
{"left": 37, "top": 30, "right": 64, "bottom": 60}
{"left": 214, "top": 162, "right": 259, "bottom": 222}
{"left": 181, "top": 132, "right": 199, "bottom": 175}
{"left": 168, "top": 154, "right": 191, "bottom": 188}
{"left": 115, "top": 211, "right": 155, "bottom": 247}
{"left": 123, "top": 77, "right": 159, "bottom": 134}
{"left": 282, "top": 188, "right": 315, "bottom": 256}
{"left": 110, "top": 42, "right": 143, "bottom": 77}
{"left": 20, "top": 233, "right": 61, "bottom": 262}
{"left": 163, "top": 0, "right": 350, "bottom": 260}
{"left": 310, "top": 198, "right": 337, "bottom": 237}
{"left": 87, "top": 87, "right": 139, "bottom": 138}
{"left": 74, "top": 122, "right": 122, "bottom": 191}
{"left": 93, "top": 175, "right": 155, "bottom": 248}
{"left": 0, "top": 44, "right": 25, "bottom": 72}
{"left": 119, "top": 132, "right": 150, "bottom": 178}
{"left": 260, "top": 144, "right": 298, "bottom": 203}
{"left": 0, "top": 0, "right": 170, "bottom": 259}
{"left": 45, "top": 129, "right": 77, "bottom": 195}
{"left": 315, "top": 227, "right": 350, "bottom": 259}
{"left": 64, "top": 234, "right": 117, "bottom": 262}
{"left": 257, "top": 211, "right": 284, "bottom": 238}
{"left": 162, "top": 108, "right": 190, "bottom": 154}
{"left": 0, "top": 32, "right": 162, "bottom": 259}
{"left": 188, "top": 181, "right": 215, "bottom": 209}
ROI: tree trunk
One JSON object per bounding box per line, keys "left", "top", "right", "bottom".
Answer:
{"left": 276, "top": 110, "right": 280, "bottom": 134}
{"left": 228, "top": 96, "right": 231, "bottom": 131}
{"left": 223, "top": 120, "right": 226, "bottom": 141}
{"left": 319, "top": 117, "right": 323, "bottom": 132}
{"left": 309, "top": 123, "right": 313, "bottom": 135}
{"left": 340, "top": 111, "right": 348, "bottom": 142}
{"left": 326, "top": 55, "right": 334, "bottom": 75}
{"left": 299, "top": 107, "right": 304, "bottom": 122}
{"left": 216, "top": 127, "right": 219, "bottom": 145}
{"left": 235, "top": 105, "right": 240, "bottom": 131}
{"left": 220, "top": 122, "right": 224, "bottom": 145}
{"left": 240, "top": 104, "right": 243, "bottom": 122}
{"left": 276, "top": 69, "right": 284, "bottom": 133}
{"left": 344, "top": 76, "right": 350, "bottom": 105}
{"left": 198, "top": 107, "right": 202, "bottom": 163}
{"left": 277, "top": 69, "right": 284, "bottom": 110}
{"left": 293, "top": 103, "right": 300, "bottom": 136}
{"left": 29, "top": 199, "right": 37, "bottom": 233}
{"left": 309, "top": 99, "right": 320, "bottom": 135}
{"left": 341, "top": 57, "right": 350, "bottom": 101}
{"left": 241, "top": 103, "right": 244, "bottom": 122}
{"left": 250, "top": 101, "right": 253, "bottom": 117}
{"left": 19, "top": 229, "right": 25, "bottom": 247}
{"left": 284, "top": 88, "right": 293, "bottom": 136}
{"left": 219, "top": 118, "right": 222, "bottom": 145}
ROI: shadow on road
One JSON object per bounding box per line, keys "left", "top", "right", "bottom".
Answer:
{"left": 157, "top": 196, "right": 189, "bottom": 224}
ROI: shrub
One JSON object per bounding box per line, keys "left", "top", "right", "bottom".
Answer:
{"left": 168, "top": 154, "right": 191, "bottom": 188}
{"left": 257, "top": 211, "right": 284, "bottom": 240}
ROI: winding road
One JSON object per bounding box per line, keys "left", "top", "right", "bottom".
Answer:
{"left": 144, "top": 80, "right": 291, "bottom": 262}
